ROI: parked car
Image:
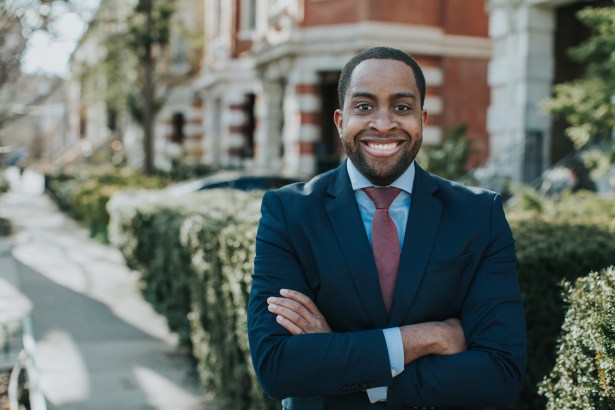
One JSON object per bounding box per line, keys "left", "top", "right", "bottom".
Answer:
{"left": 163, "top": 171, "right": 302, "bottom": 196}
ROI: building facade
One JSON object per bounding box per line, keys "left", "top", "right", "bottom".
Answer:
{"left": 195, "top": 0, "right": 492, "bottom": 178}
{"left": 486, "top": 0, "right": 612, "bottom": 183}
{"left": 61, "top": 0, "right": 612, "bottom": 185}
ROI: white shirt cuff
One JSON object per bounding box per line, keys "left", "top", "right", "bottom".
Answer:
{"left": 366, "top": 328, "right": 405, "bottom": 403}
{"left": 383, "top": 327, "right": 404, "bottom": 377}
{"left": 366, "top": 386, "right": 388, "bottom": 403}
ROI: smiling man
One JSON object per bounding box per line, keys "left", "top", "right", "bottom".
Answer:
{"left": 247, "top": 46, "right": 527, "bottom": 410}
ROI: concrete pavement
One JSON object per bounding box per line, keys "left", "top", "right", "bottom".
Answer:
{"left": 0, "top": 168, "right": 217, "bottom": 410}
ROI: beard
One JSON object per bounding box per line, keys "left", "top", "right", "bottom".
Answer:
{"left": 342, "top": 132, "right": 422, "bottom": 186}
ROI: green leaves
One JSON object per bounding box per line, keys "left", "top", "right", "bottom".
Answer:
{"left": 539, "top": 267, "right": 615, "bottom": 410}
{"left": 542, "top": 6, "right": 615, "bottom": 172}
{"left": 507, "top": 192, "right": 615, "bottom": 408}
{"left": 417, "top": 123, "right": 475, "bottom": 181}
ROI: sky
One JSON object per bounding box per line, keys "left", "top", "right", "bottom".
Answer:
{"left": 21, "top": 0, "right": 101, "bottom": 78}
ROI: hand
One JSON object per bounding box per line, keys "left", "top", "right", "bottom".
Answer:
{"left": 400, "top": 318, "right": 467, "bottom": 365}
{"left": 267, "top": 289, "right": 332, "bottom": 335}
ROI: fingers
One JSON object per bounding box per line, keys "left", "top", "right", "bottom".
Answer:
{"left": 267, "top": 300, "right": 310, "bottom": 332}
{"left": 266, "top": 289, "right": 332, "bottom": 334}
{"left": 279, "top": 289, "right": 320, "bottom": 315}
{"left": 275, "top": 314, "right": 304, "bottom": 335}
{"left": 267, "top": 295, "right": 313, "bottom": 325}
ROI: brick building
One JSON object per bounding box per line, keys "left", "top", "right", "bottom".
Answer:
{"left": 195, "top": 0, "right": 492, "bottom": 178}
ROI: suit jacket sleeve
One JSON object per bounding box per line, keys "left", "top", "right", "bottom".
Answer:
{"left": 247, "top": 190, "right": 394, "bottom": 399}
{"left": 386, "top": 194, "right": 527, "bottom": 408}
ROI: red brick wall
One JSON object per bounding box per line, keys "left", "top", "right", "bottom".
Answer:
{"left": 303, "top": 0, "right": 443, "bottom": 26}
{"left": 443, "top": 0, "right": 488, "bottom": 37}
{"left": 441, "top": 57, "right": 490, "bottom": 166}
{"left": 364, "top": 0, "right": 442, "bottom": 26}
{"left": 302, "top": 0, "right": 488, "bottom": 34}
{"left": 232, "top": 0, "right": 252, "bottom": 57}
{"left": 302, "top": 0, "right": 361, "bottom": 26}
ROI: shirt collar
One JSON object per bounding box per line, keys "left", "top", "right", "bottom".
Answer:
{"left": 346, "top": 158, "right": 415, "bottom": 194}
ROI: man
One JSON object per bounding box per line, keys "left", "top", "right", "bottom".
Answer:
{"left": 247, "top": 46, "right": 526, "bottom": 409}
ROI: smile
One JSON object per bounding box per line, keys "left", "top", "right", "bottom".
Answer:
{"left": 361, "top": 140, "right": 404, "bottom": 157}
{"left": 370, "top": 142, "right": 398, "bottom": 150}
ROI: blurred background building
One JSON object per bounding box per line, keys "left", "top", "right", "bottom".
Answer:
{"left": 487, "top": 0, "right": 613, "bottom": 183}
{"left": 2, "top": 0, "right": 612, "bottom": 186}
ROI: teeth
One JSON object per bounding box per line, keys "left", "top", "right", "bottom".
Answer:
{"left": 368, "top": 142, "right": 397, "bottom": 150}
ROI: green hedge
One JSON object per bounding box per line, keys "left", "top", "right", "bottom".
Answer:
{"left": 506, "top": 191, "right": 615, "bottom": 409}
{"left": 179, "top": 192, "right": 276, "bottom": 410}
{"left": 108, "top": 190, "right": 212, "bottom": 347}
{"left": 47, "top": 166, "right": 168, "bottom": 242}
{"left": 104, "top": 184, "right": 615, "bottom": 409}
{"left": 539, "top": 266, "right": 615, "bottom": 409}
{"left": 108, "top": 188, "right": 275, "bottom": 410}
{"left": 0, "top": 170, "right": 10, "bottom": 194}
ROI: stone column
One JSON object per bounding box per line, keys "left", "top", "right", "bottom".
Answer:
{"left": 487, "top": 0, "right": 555, "bottom": 182}
{"left": 255, "top": 79, "right": 284, "bottom": 172}
{"left": 283, "top": 67, "right": 321, "bottom": 178}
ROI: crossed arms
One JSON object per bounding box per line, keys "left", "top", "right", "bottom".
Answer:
{"left": 247, "top": 190, "right": 527, "bottom": 407}
{"left": 268, "top": 289, "right": 466, "bottom": 366}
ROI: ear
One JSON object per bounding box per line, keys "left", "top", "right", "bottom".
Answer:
{"left": 422, "top": 109, "right": 428, "bottom": 126}
{"left": 334, "top": 109, "right": 343, "bottom": 137}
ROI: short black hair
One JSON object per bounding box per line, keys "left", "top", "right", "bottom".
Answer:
{"left": 337, "top": 46, "right": 426, "bottom": 109}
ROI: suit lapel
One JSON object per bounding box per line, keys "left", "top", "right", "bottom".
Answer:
{"left": 325, "top": 164, "right": 389, "bottom": 326}
{"left": 389, "top": 165, "right": 442, "bottom": 325}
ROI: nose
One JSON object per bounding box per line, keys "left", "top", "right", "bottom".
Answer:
{"left": 369, "top": 109, "right": 397, "bottom": 133}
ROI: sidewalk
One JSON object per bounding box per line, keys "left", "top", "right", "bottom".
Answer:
{"left": 0, "top": 168, "right": 216, "bottom": 410}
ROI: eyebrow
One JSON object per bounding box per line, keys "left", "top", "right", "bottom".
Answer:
{"left": 350, "top": 91, "right": 417, "bottom": 101}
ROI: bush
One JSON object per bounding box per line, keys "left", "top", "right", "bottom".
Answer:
{"left": 108, "top": 190, "right": 211, "bottom": 347}
{"left": 106, "top": 180, "right": 615, "bottom": 409}
{"left": 417, "top": 123, "right": 475, "bottom": 181}
{"left": 108, "top": 188, "right": 275, "bottom": 410}
{"left": 538, "top": 267, "right": 615, "bottom": 409}
{"left": 506, "top": 191, "right": 615, "bottom": 409}
{"left": 48, "top": 166, "right": 168, "bottom": 242}
{"left": 179, "top": 190, "right": 276, "bottom": 410}
{"left": 0, "top": 171, "right": 10, "bottom": 194}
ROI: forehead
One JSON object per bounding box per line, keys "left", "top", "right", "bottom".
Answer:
{"left": 348, "top": 59, "right": 418, "bottom": 96}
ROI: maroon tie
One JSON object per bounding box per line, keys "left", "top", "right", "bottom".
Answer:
{"left": 363, "top": 187, "right": 402, "bottom": 314}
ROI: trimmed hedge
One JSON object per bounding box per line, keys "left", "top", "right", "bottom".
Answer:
{"left": 108, "top": 190, "right": 212, "bottom": 347}
{"left": 0, "top": 171, "right": 10, "bottom": 194}
{"left": 104, "top": 185, "right": 615, "bottom": 410}
{"left": 180, "top": 193, "right": 276, "bottom": 410}
{"left": 47, "top": 166, "right": 168, "bottom": 242}
{"left": 108, "top": 188, "right": 274, "bottom": 410}
{"left": 539, "top": 267, "right": 615, "bottom": 409}
{"left": 506, "top": 191, "right": 615, "bottom": 409}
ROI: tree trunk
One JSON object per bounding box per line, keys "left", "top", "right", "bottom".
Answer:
{"left": 142, "top": 0, "right": 155, "bottom": 175}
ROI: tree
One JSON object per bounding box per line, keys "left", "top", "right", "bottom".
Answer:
{"left": 0, "top": 0, "right": 90, "bottom": 149}
{"left": 125, "top": 0, "right": 175, "bottom": 175}
{"left": 542, "top": 6, "right": 615, "bottom": 177}
{"left": 0, "top": 0, "right": 49, "bottom": 130}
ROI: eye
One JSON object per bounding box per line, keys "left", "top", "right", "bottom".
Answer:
{"left": 393, "top": 104, "right": 411, "bottom": 112}
{"left": 355, "top": 103, "right": 372, "bottom": 111}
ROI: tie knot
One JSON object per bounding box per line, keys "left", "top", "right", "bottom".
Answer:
{"left": 363, "top": 187, "right": 402, "bottom": 209}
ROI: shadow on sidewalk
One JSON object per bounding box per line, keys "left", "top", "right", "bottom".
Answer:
{"left": 11, "top": 254, "right": 209, "bottom": 410}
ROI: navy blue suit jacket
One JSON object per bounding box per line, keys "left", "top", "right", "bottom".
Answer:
{"left": 247, "top": 163, "right": 526, "bottom": 409}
